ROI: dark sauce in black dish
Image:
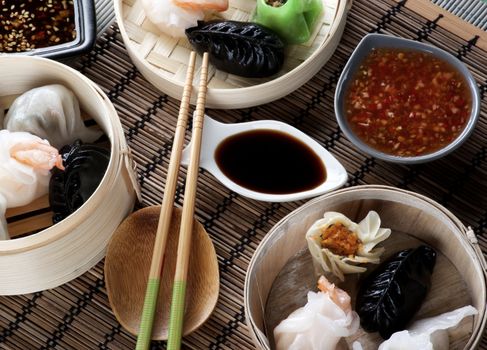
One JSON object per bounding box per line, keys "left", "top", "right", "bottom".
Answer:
{"left": 0, "top": 0, "right": 76, "bottom": 53}
{"left": 0, "top": 0, "right": 95, "bottom": 59}
{"left": 215, "top": 130, "right": 326, "bottom": 195}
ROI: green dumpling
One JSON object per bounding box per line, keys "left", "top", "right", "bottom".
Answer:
{"left": 253, "top": 0, "right": 323, "bottom": 44}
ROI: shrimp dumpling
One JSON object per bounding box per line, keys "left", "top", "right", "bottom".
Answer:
{"left": 174, "top": 0, "right": 229, "bottom": 11}
{"left": 0, "top": 130, "right": 63, "bottom": 240}
{"left": 4, "top": 85, "right": 102, "bottom": 149}
{"left": 274, "top": 276, "right": 359, "bottom": 350}
{"left": 142, "top": 0, "right": 204, "bottom": 38}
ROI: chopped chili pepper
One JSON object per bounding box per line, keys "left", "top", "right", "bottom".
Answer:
{"left": 345, "top": 48, "right": 472, "bottom": 157}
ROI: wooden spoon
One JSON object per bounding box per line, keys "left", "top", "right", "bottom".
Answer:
{"left": 104, "top": 206, "right": 219, "bottom": 340}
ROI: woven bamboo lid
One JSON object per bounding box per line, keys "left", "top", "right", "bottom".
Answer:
{"left": 245, "top": 185, "right": 487, "bottom": 349}
{"left": 114, "top": 0, "right": 351, "bottom": 109}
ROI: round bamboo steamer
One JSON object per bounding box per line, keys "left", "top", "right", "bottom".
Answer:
{"left": 244, "top": 185, "right": 487, "bottom": 349}
{"left": 114, "top": 0, "right": 351, "bottom": 109}
{"left": 0, "top": 56, "right": 138, "bottom": 295}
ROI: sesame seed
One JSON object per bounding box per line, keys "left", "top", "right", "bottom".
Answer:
{"left": 0, "top": 0, "right": 75, "bottom": 52}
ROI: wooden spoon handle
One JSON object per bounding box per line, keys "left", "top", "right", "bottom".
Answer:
{"left": 136, "top": 51, "right": 197, "bottom": 350}
{"left": 167, "top": 52, "right": 210, "bottom": 350}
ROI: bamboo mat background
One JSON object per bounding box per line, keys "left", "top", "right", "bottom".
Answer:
{"left": 1, "top": 0, "right": 487, "bottom": 349}
{"left": 91, "top": 0, "right": 487, "bottom": 34}
{"left": 93, "top": 0, "right": 487, "bottom": 33}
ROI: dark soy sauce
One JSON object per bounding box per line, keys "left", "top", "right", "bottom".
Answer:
{"left": 215, "top": 130, "right": 326, "bottom": 195}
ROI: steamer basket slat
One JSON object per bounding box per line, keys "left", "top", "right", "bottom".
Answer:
{"left": 0, "top": 56, "right": 137, "bottom": 295}
{"left": 114, "top": 0, "right": 351, "bottom": 109}
{"left": 244, "top": 185, "right": 487, "bottom": 349}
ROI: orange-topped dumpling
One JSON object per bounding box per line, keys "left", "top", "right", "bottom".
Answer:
{"left": 306, "top": 211, "right": 391, "bottom": 281}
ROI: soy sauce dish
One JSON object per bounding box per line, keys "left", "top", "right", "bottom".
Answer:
{"left": 335, "top": 34, "right": 480, "bottom": 164}
{"left": 181, "top": 116, "right": 347, "bottom": 202}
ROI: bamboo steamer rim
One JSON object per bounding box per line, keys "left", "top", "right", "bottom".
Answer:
{"left": 244, "top": 184, "right": 487, "bottom": 349}
{"left": 114, "top": 0, "right": 352, "bottom": 108}
{"left": 0, "top": 56, "right": 137, "bottom": 254}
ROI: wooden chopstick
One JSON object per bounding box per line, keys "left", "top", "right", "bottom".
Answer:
{"left": 135, "top": 51, "right": 197, "bottom": 350}
{"left": 166, "top": 52, "right": 210, "bottom": 350}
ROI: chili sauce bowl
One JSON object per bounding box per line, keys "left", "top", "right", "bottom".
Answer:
{"left": 334, "top": 33, "right": 481, "bottom": 164}
{"left": 181, "top": 116, "right": 348, "bottom": 202}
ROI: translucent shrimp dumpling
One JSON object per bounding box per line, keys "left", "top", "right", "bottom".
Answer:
{"left": 274, "top": 276, "right": 359, "bottom": 350}
{"left": 142, "top": 0, "right": 204, "bottom": 38}
{"left": 0, "top": 130, "right": 63, "bottom": 240}
{"left": 141, "top": 0, "right": 229, "bottom": 38}
{"left": 4, "top": 85, "right": 102, "bottom": 149}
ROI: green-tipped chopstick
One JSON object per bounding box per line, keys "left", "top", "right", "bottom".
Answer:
{"left": 166, "top": 52, "right": 210, "bottom": 350}
{"left": 135, "top": 51, "right": 197, "bottom": 350}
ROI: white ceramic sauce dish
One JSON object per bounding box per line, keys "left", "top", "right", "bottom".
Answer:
{"left": 182, "top": 116, "right": 348, "bottom": 202}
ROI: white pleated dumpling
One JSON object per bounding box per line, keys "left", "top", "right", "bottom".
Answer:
{"left": 378, "top": 305, "right": 477, "bottom": 350}
{"left": 274, "top": 276, "right": 360, "bottom": 350}
{"left": 306, "top": 211, "right": 391, "bottom": 281}
{"left": 0, "top": 130, "right": 63, "bottom": 240}
{"left": 4, "top": 84, "right": 102, "bottom": 149}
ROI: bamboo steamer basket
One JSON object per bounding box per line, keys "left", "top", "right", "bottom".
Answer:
{"left": 114, "top": 0, "right": 351, "bottom": 109}
{"left": 244, "top": 185, "right": 487, "bottom": 349}
{"left": 0, "top": 56, "right": 138, "bottom": 295}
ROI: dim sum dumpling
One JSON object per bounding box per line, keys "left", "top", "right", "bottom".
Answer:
{"left": 142, "top": 0, "right": 204, "bottom": 38}
{"left": 273, "top": 276, "right": 359, "bottom": 350}
{"left": 174, "top": 0, "right": 229, "bottom": 11}
{"left": 4, "top": 85, "right": 102, "bottom": 149}
{"left": 306, "top": 211, "right": 391, "bottom": 281}
{"left": 378, "top": 305, "right": 477, "bottom": 350}
{"left": 0, "top": 130, "right": 63, "bottom": 240}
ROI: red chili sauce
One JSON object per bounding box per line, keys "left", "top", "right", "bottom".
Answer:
{"left": 344, "top": 48, "right": 472, "bottom": 157}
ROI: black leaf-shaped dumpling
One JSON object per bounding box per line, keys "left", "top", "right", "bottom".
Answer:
{"left": 186, "top": 20, "right": 285, "bottom": 78}
{"left": 355, "top": 245, "right": 437, "bottom": 339}
{"left": 49, "top": 140, "right": 110, "bottom": 224}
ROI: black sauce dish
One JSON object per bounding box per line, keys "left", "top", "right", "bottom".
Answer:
{"left": 334, "top": 33, "right": 481, "bottom": 164}
{"left": 0, "top": 0, "right": 96, "bottom": 60}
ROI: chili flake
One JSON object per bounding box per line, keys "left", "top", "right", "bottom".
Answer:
{"left": 344, "top": 48, "right": 472, "bottom": 157}
{"left": 0, "top": 0, "right": 76, "bottom": 53}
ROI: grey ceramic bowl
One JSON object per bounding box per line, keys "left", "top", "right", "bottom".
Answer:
{"left": 334, "top": 33, "right": 481, "bottom": 164}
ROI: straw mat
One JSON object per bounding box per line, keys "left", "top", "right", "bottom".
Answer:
{"left": 92, "top": 0, "right": 487, "bottom": 35}
{"left": 1, "top": 0, "right": 486, "bottom": 348}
